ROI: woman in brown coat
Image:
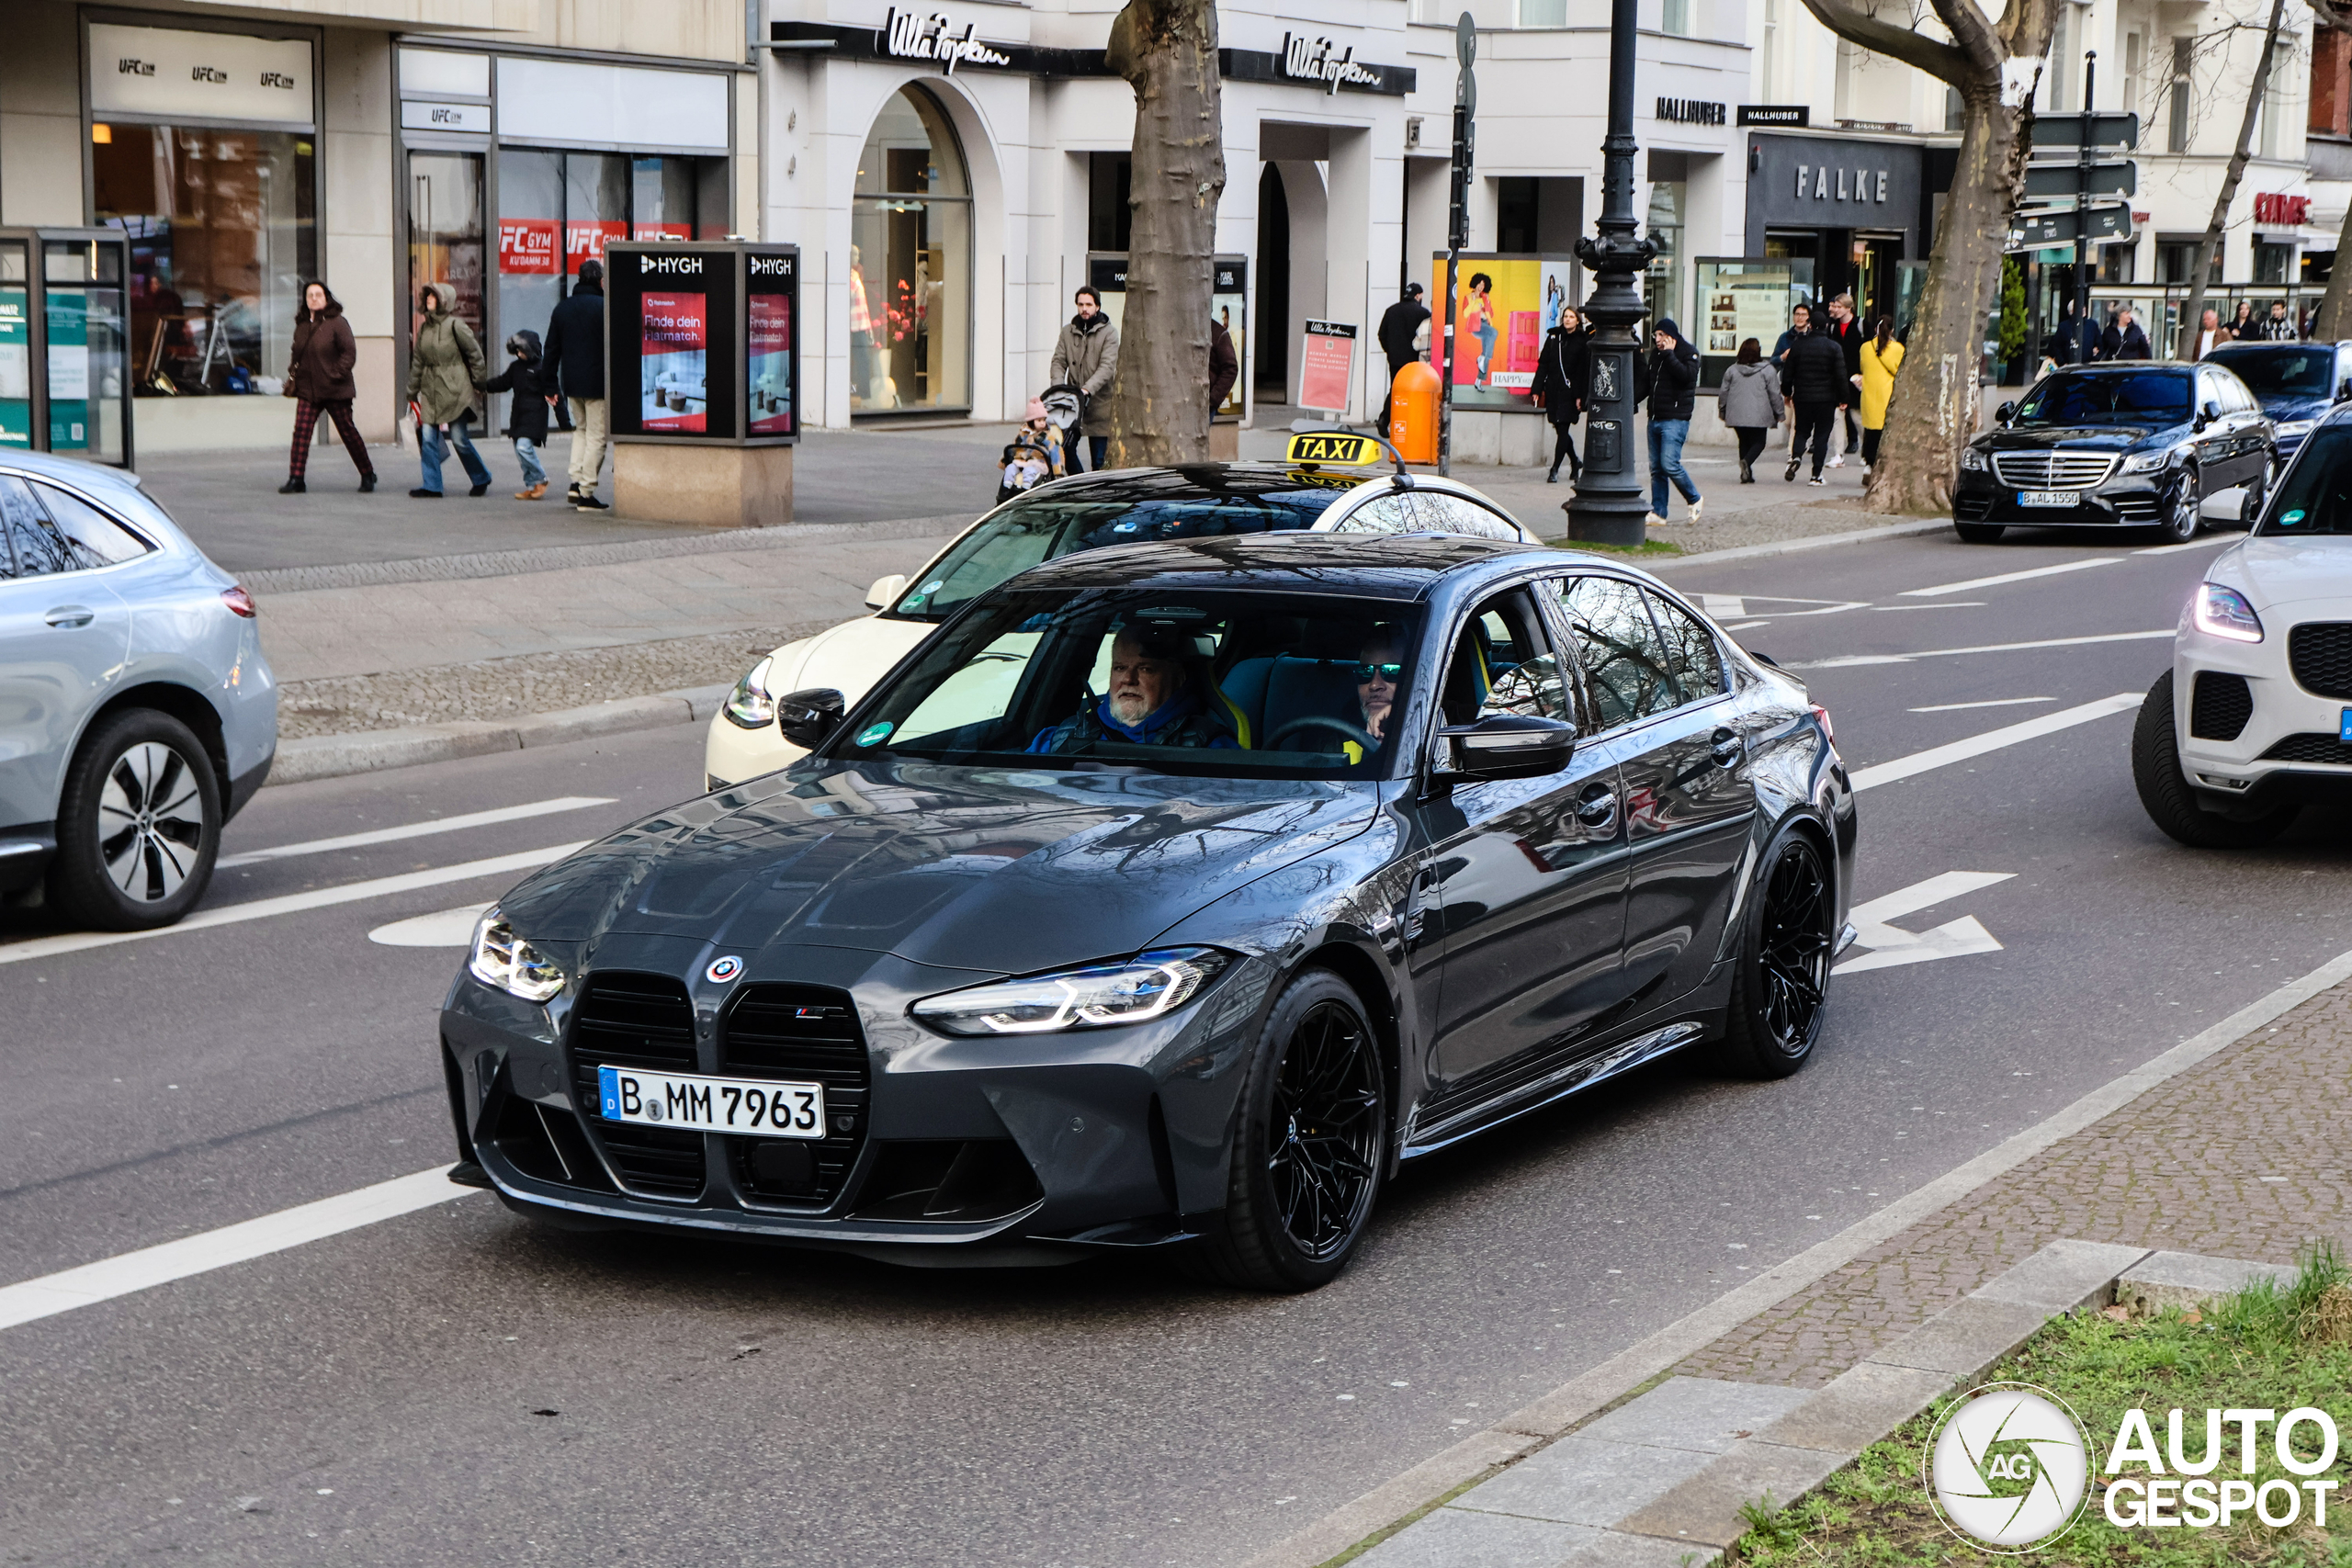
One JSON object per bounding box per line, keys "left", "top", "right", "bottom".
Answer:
{"left": 281, "top": 280, "right": 376, "bottom": 493}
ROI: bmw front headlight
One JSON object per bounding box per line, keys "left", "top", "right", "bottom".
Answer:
{"left": 469, "top": 908, "right": 567, "bottom": 1002}
{"left": 911, "top": 948, "right": 1233, "bottom": 1036}
{"left": 1960, "top": 446, "right": 1988, "bottom": 471}
{"left": 724, "top": 656, "right": 776, "bottom": 729}
{"left": 2192, "top": 581, "right": 2265, "bottom": 643}
{"left": 2120, "top": 450, "right": 2170, "bottom": 474}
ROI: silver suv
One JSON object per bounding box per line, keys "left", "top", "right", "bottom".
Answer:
{"left": 0, "top": 452, "right": 277, "bottom": 930}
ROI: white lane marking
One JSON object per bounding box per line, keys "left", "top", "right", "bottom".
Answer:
{"left": 1871, "top": 601, "right": 1987, "bottom": 611}
{"left": 1792, "top": 628, "right": 2171, "bottom": 670}
{"left": 1701, "top": 593, "right": 1747, "bottom": 619}
{"left": 219, "top": 796, "right": 612, "bottom": 868}
{"left": 2135, "top": 536, "right": 2235, "bottom": 557}
{"left": 1907, "top": 695, "right": 2056, "bottom": 714}
{"left": 1898, "top": 557, "right": 2123, "bottom": 598}
{"left": 1848, "top": 693, "right": 2142, "bottom": 793}
{"left": 1725, "top": 620, "right": 1770, "bottom": 631}
{"left": 0, "top": 843, "right": 589, "bottom": 967}
{"left": 0, "top": 1167, "right": 481, "bottom": 1333}
{"left": 1837, "top": 871, "right": 2016, "bottom": 975}
{"left": 369, "top": 902, "right": 493, "bottom": 947}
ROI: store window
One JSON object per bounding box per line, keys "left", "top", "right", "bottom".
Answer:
{"left": 1643, "top": 178, "right": 1685, "bottom": 331}
{"left": 1, "top": 243, "right": 27, "bottom": 448}
{"left": 493, "top": 149, "right": 712, "bottom": 378}
{"left": 94, "top": 125, "right": 315, "bottom": 398}
{"left": 2255, "top": 242, "right": 2294, "bottom": 286}
{"left": 851, "top": 86, "right": 972, "bottom": 414}
{"left": 409, "top": 151, "right": 484, "bottom": 343}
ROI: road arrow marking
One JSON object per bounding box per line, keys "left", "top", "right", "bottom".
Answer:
{"left": 1837, "top": 870, "right": 2016, "bottom": 975}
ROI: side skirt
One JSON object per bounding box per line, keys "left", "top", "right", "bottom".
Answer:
{"left": 1396, "top": 1020, "right": 1708, "bottom": 1161}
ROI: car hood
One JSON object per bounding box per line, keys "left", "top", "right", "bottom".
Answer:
{"left": 2256, "top": 396, "right": 2329, "bottom": 428}
{"left": 775, "top": 615, "right": 934, "bottom": 700}
{"left": 2212, "top": 536, "right": 2352, "bottom": 612}
{"left": 1978, "top": 424, "right": 2170, "bottom": 452}
{"left": 495, "top": 761, "right": 1383, "bottom": 976}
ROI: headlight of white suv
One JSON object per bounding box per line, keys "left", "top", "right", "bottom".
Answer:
{"left": 724, "top": 656, "right": 776, "bottom": 729}
{"left": 1959, "top": 446, "right": 1988, "bottom": 471}
{"left": 911, "top": 948, "right": 1232, "bottom": 1036}
{"left": 2192, "top": 581, "right": 2265, "bottom": 643}
{"left": 2120, "top": 450, "right": 2170, "bottom": 474}
{"left": 469, "top": 908, "right": 567, "bottom": 1002}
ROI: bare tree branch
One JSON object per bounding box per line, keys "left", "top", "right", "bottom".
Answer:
{"left": 2179, "top": 0, "right": 2290, "bottom": 357}
{"left": 1798, "top": 0, "right": 1972, "bottom": 84}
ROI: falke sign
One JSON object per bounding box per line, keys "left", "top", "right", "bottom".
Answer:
{"left": 2254, "top": 193, "right": 2311, "bottom": 226}
{"left": 878, "top": 9, "right": 1013, "bottom": 73}
{"left": 1281, "top": 34, "right": 1382, "bottom": 94}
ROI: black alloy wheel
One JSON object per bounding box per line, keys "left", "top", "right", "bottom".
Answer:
{"left": 2130, "top": 671, "right": 2299, "bottom": 849}
{"left": 2158, "top": 468, "right": 2202, "bottom": 544}
{"left": 47, "top": 708, "right": 221, "bottom": 931}
{"left": 1714, "top": 827, "right": 1835, "bottom": 1079}
{"left": 1195, "top": 970, "right": 1386, "bottom": 1292}
{"left": 1953, "top": 522, "right": 2007, "bottom": 544}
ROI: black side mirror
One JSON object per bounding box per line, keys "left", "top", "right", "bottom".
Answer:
{"left": 1435, "top": 715, "right": 1576, "bottom": 782}
{"left": 2335, "top": 378, "right": 2351, "bottom": 403}
{"left": 1996, "top": 400, "right": 2018, "bottom": 425}
{"left": 776, "top": 688, "right": 846, "bottom": 749}
{"left": 2195, "top": 400, "right": 2220, "bottom": 432}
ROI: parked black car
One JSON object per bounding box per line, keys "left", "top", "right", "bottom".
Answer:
{"left": 2203, "top": 339, "right": 2352, "bottom": 464}
{"left": 440, "top": 536, "right": 1856, "bottom": 1291}
{"left": 1952, "top": 363, "right": 2273, "bottom": 544}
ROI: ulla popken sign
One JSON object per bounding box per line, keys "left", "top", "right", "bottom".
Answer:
{"left": 1281, "top": 34, "right": 1382, "bottom": 94}
{"left": 879, "top": 8, "right": 1013, "bottom": 73}
{"left": 88, "top": 23, "right": 311, "bottom": 126}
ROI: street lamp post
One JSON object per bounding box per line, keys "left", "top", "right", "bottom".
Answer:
{"left": 1566, "top": 0, "right": 1654, "bottom": 547}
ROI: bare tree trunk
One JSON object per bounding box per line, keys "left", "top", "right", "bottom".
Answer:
{"left": 2179, "top": 0, "right": 2290, "bottom": 359}
{"left": 2318, "top": 197, "right": 2352, "bottom": 340}
{"left": 1105, "top": 0, "right": 1225, "bottom": 468}
{"left": 1866, "top": 82, "right": 2031, "bottom": 513}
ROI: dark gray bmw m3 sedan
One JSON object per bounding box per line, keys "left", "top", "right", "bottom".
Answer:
{"left": 441, "top": 535, "right": 1857, "bottom": 1291}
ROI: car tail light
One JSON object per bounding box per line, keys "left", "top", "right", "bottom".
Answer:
{"left": 1811, "top": 704, "right": 1836, "bottom": 744}
{"left": 221, "top": 586, "right": 257, "bottom": 618}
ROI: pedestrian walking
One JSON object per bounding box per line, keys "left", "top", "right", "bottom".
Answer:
{"left": 2098, "top": 306, "right": 2151, "bottom": 361}
{"left": 1857, "top": 317, "right": 1904, "bottom": 476}
{"left": 1048, "top": 287, "right": 1118, "bottom": 473}
{"left": 1824, "top": 294, "right": 1864, "bottom": 467}
{"left": 1717, "top": 338, "right": 1783, "bottom": 485}
{"left": 2041, "top": 299, "right": 2086, "bottom": 367}
{"left": 2190, "top": 308, "right": 2233, "bottom": 360}
{"left": 1772, "top": 301, "right": 1814, "bottom": 459}
{"left": 542, "top": 258, "right": 611, "bottom": 512}
{"left": 1781, "top": 312, "right": 1848, "bottom": 485}
{"left": 1637, "top": 319, "right": 1702, "bottom": 525}
{"left": 1375, "top": 283, "right": 1430, "bottom": 434}
{"left": 1530, "top": 306, "right": 1590, "bottom": 483}
{"left": 404, "top": 283, "right": 491, "bottom": 499}
{"left": 484, "top": 329, "right": 554, "bottom": 500}
{"left": 1208, "top": 314, "right": 1238, "bottom": 419}
{"left": 279, "top": 279, "right": 375, "bottom": 494}
{"left": 2231, "top": 299, "right": 2258, "bottom": 342}
{"left": 2258, "top": 300, "right": 2299, "bottom": 342}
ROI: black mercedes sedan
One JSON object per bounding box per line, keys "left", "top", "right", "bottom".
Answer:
{"left": 440, "top": 535, "right": 1857, "bottom": 1291}
{"left": 1952, "top": 362, "right": 2273, "bottom": 544}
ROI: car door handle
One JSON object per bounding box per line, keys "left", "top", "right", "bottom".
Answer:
{"left": 1709, "top": 728, "right": 1745, "bottom": 767}
{"left": 43, "top": 606, "right": 95, "bottom": 629}
{"left": 1575, "top": 785, "right": 1617, "bottom": 828}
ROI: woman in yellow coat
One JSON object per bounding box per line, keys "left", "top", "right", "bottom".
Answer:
{"left": 1857, "top": 316, "right": 1904, "bottom": 475}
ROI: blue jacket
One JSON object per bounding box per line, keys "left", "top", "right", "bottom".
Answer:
{"left": 1027, "top": 685, "right": 1238, "bottom": 754}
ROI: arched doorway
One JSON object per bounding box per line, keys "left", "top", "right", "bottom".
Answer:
{"left": 852, "top": 86, "right": 971, "bottom": 415}
{"left": 1255, "top": 164, "right": 1290, "bottom": 399}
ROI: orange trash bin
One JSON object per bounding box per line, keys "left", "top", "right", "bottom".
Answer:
{"left": 1387, "top": 360, "right": 1442, "bottom": 465}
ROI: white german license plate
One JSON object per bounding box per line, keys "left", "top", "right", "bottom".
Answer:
{"left": 2018, "top": 490, "right": 2081, "bottom": 508}
{"left": 595, "top": 1065, "right": 825, "bottom": 1138}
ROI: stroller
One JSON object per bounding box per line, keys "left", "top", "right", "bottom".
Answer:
{"left": 1041, "top": 384, "right": 1084, "bottom": 444}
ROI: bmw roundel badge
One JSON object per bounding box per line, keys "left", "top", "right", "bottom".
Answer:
{"left": 705, "top": 955, "right": 744, "bottom": 984}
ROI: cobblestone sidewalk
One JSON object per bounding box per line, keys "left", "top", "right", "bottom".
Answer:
{"left": 1674, "top": 975, "right": 2352, "bottom": 1392}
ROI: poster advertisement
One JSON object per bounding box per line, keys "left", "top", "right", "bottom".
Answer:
{"left": 1086, "top": 255, "right": 1249, "bottom": 420}
{"left": 748, "top": 293, "right": 793, "bottom": 435}
{"left": 497, "top": 219, "right": 559, "bottom": 275}
{"left": 0, "top": 286, "right": 28, "bottom": 448}
{"left": 1297, "top": 320, "right": 1357, "bottom": 413}
{"left": 1693, "top": 260, "right": 1813, "bottom": 387}
{"left": 46, "top": 291, "right": 88, "bottom": 452}
{"left": 566, "top": 220, "right": 625, "bottom": 269}
{"left": 1429, "top": 254, "right": 1578, "bottom": 411}
{"left": 639, "top": 292, "right": 707, "bottom": 433}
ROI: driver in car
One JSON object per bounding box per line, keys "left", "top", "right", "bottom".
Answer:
{"left": 1356, "top": 632, "right": 1404, "bottom": 743}
{"left": 1028, "top": 626, "right": 1239, "bottom": 754}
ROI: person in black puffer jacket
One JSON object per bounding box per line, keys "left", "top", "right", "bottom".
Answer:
{"left": 1780, "top": 321, "right": 1849, "bottom": 484}
{"left": 1634, "top": 318, "right": 1702, "bottom": 524}
{"left": 484, "top": 329, "right": 553, "bottom": 499}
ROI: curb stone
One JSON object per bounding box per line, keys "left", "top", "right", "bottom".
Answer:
{"left": 265, "top": 683, "right": 729, "bottom": 787}
{"left": 1345, "top": 1240, "right": 2291, "bottom": 1566}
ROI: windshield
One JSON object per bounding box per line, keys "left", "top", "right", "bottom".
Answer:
{"left": 888, "top": 487, "right": 1346, "bottom": 622}
{"left": 2258, "top": 427, "right": 2352, "bottom": 535}
{"left": 2013, "top": 372, "right": 2191, "bottom": 426}
{"left": 2211, "top": 347, "right": 2336, "bottom": 400}
{"left": 836, "top": 587, "right": 1427, "bottom": 781}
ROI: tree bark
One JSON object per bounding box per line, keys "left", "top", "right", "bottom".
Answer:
{"left": 1798, "top": 0, "right": 2059, "bottom": 514}
{"left": 1105, "top": 0, "right": 1225, "bottom": 468}
{"left": 2311, "top": 3, "right": 2352, "bottom": 339}
{"left": 2178, "top": 0, "right": 2290, "bottom": 360}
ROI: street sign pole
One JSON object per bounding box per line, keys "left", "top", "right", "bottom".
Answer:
{"left": 2075, "top": 51, "right": 2096, "bottom": 360}
{"left": 1441, "top": 13, "right": 1475, "bottom": 478}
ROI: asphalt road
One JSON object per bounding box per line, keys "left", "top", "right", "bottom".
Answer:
{"left": 5, "top": 523, "right": 2348, "bottom": 1568}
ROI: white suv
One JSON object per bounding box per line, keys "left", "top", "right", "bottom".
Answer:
{"left": 2133, "top": 405, "right": 2352, "bottom": 846}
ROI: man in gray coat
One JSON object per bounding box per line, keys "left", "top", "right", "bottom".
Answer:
{"left": 1048, "top": 287, "right": 1118, "bottom": 473}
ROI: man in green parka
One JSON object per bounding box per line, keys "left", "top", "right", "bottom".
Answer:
{"left": 406, "top": 282, "right": 492, "bottom": 498}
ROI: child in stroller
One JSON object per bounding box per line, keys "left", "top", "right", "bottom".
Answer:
{"left": 997, "top": 396, "right": 1069, "bottom": 504}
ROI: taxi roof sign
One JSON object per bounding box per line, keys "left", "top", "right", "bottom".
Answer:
{"left": 1286, "top": 432, "right": 1385, "bottom": 467}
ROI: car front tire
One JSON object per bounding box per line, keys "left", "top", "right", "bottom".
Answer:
{"left": 1953, "top": 522, "right": 2006, "bottom": 544}
{"left": 1193, "top": 968, "right": 1386, "bottom": 1292}
{"left": 47, "top": 708, "right": 222, "bottom": 931}
{"left": 1713, "top": 824, "right": 1835, "bottom": 1080}
{"left": 2131, "top": 672, "right": 2298, "bottom": 849}
{"left": 2157, "top": 469, "right": 2202, "bottom": 544}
